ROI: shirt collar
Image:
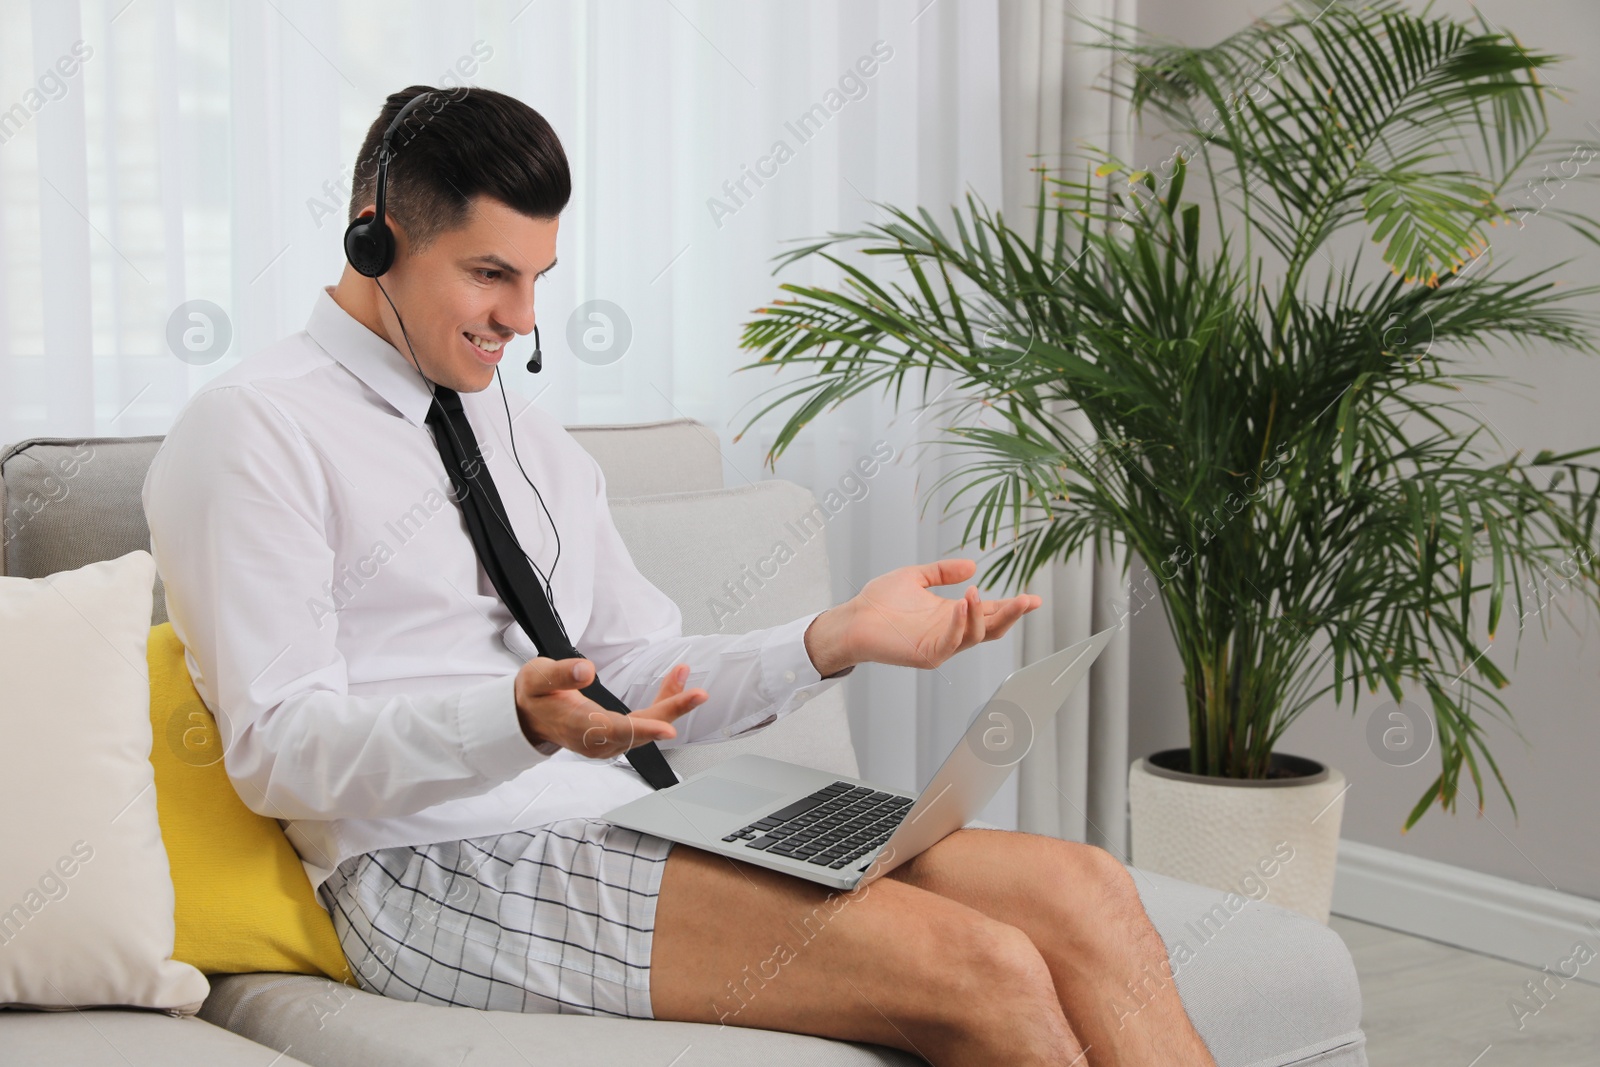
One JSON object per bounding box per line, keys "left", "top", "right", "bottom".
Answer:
{"left": 305, "top": 285, "right": 437, "bottom": 427}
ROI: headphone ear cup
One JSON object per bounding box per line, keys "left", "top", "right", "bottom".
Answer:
{"left": 343, "top": 216, "right": 395, "bottom": 278}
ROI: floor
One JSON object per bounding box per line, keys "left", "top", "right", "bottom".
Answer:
{"left": 1329, "top": 915, "right": 1600, "bottom": 1067}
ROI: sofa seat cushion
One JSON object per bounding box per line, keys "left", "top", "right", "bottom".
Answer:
{"left": 198, "top": 863, "right": 1365, "bottom": 1067}
{"left": 198, "top": 972, "right": 920, "bottom": 1067}
{"left": 1133, "top": 867, "right": 1367, "bottom": 1066}
{"left": 0, "top": 1009, "right": 313, "bottom": 1066}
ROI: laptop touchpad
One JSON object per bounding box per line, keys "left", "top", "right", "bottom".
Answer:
{"left": 672, "top": 776, "right": 785, "bottom": 814}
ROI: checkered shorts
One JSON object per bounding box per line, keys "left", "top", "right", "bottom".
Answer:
{"left": 318, "top": 818, "right": 676, "bottom": 1019}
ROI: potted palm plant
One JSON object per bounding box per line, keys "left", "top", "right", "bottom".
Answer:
{"left": 733, "top": 0, "right": 1600, "bottom": 921}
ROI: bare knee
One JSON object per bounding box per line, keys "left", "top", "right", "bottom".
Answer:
{"left": 977, "top": 921, "right": 1065, "bottom": 1005}
{"left": 1055, "top": 843, "right": 1140, "bottom": 913}
{"left": 918, "top": 915, "right": 1083, "bottom": 1058}
{"left": 1052, "top": 843, "right": 1164, "bottom": 966}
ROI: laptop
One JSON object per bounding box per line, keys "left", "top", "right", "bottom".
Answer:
{"left": 603, "top": 626, "right": 1116, "bottom": 891}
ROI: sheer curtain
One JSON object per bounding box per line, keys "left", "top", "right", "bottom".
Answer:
{"left": 999, "top": 0, "right": 1135, "bottom": 854}
{"left": 2, "top": 0, "right": 1129, "bottom": 837}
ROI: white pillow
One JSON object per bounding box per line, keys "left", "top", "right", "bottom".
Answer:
{"left": 0, "top": 550, "right": 208, "bottom": 1013}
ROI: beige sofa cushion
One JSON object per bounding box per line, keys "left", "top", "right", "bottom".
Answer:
{"left": 199, "top": 972, "right": 918, "bottom": 1067}
{"left": 1, "top": 1010, "right": 315, "bottom": 1066}
{"left": 0, "top": 437, "right": 170, "bottom": 624}
{"left": 566, "top": 418, "right": 724, "bottom": 498}
{"left": 609, "top": 480, "right": 858, "bottom": 781}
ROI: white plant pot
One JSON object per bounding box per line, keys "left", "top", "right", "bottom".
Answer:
{"left": 1128, "top": 750, "right": 1346, "bottom": 923}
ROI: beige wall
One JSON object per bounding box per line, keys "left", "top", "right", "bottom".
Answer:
{"left": 1128, "top": 0, "right": 1600, "bottom": 900}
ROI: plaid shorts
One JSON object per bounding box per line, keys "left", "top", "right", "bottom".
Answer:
{"left": 318, "top": 818, "right": 676, "bottom": 1018}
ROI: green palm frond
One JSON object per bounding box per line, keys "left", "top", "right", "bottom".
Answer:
{"left": 1107, "top": 0, "right": 1556, "bottom": 284}
{"left": 733, "top": 2, "right": 1600, "bottom": 829}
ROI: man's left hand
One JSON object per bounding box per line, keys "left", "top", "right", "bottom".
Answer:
{"left": 804, "top": 558, "right": 1043, "bottom": 677}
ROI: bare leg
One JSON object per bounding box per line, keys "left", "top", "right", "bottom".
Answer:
{"left": 885, "top": 829, "right": 1216, "bottom": 1067}
{"left": 650, "top": 843, "right": 1086, "bottom": 1065}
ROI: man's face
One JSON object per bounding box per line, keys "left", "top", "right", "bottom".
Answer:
{"left": 372, "top": 195, "right": 558, "bottom": 393}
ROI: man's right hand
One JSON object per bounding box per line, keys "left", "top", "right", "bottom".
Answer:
{"left": 514, "top": 657, "right": 706, "bottom": 759}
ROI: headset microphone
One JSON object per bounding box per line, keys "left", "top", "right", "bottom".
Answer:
{"left": 527, "top": 324, "right": 542, "bottom": 373}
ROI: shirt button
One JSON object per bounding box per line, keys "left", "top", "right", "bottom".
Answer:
{"left": 795, "top": 689, "right": 809, "bottom": 702}
{"left": 783, "top": 670, "right": 796, "bottom": 683}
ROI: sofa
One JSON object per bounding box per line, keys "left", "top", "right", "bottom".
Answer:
{"left": 0, "top": 419, "right": 1368, "bottom": 1066}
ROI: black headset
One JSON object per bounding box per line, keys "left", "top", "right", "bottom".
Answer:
{"left": 344, "top": 92, "right": 543, "bottom": 372}
{"left": 343, "top": 89, "right": 565, "bottom": 623}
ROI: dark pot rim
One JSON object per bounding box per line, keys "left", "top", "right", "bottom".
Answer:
{"left": 1141, "top": 748, "right": 1330, "bottom": 788}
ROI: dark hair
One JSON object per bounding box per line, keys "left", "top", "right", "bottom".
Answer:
{"left": 348, "top": 84, "right": 571, "bottom": 251}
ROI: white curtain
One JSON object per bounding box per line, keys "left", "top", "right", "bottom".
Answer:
{"left": 1, "top": 0, "right": 1129, "bottom": 838}
{"left": 998, "top": 0, "right": 1135, "bottom": 855}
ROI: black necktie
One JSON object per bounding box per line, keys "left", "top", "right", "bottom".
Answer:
{"left": 424, "top": 385, "right": 680, "bottom": 790}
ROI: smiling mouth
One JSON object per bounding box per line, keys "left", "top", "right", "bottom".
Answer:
{"left": 463, "top": 331, "right": 507, "bottom": 363}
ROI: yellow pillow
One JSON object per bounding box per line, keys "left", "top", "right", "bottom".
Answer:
{"left": 147, "top": 623, "right": 354, "bottom": 983}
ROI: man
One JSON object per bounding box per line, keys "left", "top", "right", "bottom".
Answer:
{"left": 143, "top": 85, "right": 1214, "bottom": 1066}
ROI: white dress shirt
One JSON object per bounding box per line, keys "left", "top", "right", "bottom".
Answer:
{"left": 142, "top": 286, "right": 845, "bottom": 893}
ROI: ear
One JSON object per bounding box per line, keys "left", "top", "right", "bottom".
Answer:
{"left": 386, "top": 215, "right": 412, "bottom": 257}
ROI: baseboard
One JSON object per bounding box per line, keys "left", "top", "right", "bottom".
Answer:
{"left": 1332, "top": 839, "right": 1600, "bottom": 987}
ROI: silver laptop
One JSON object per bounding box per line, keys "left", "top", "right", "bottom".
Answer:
{"left": 603, "top": 626, "right": 1116, "bottom": 891}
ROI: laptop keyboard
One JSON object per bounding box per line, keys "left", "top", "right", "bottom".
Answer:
{"left": 720, "top": 781, "right": 914, "bottom": 869}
